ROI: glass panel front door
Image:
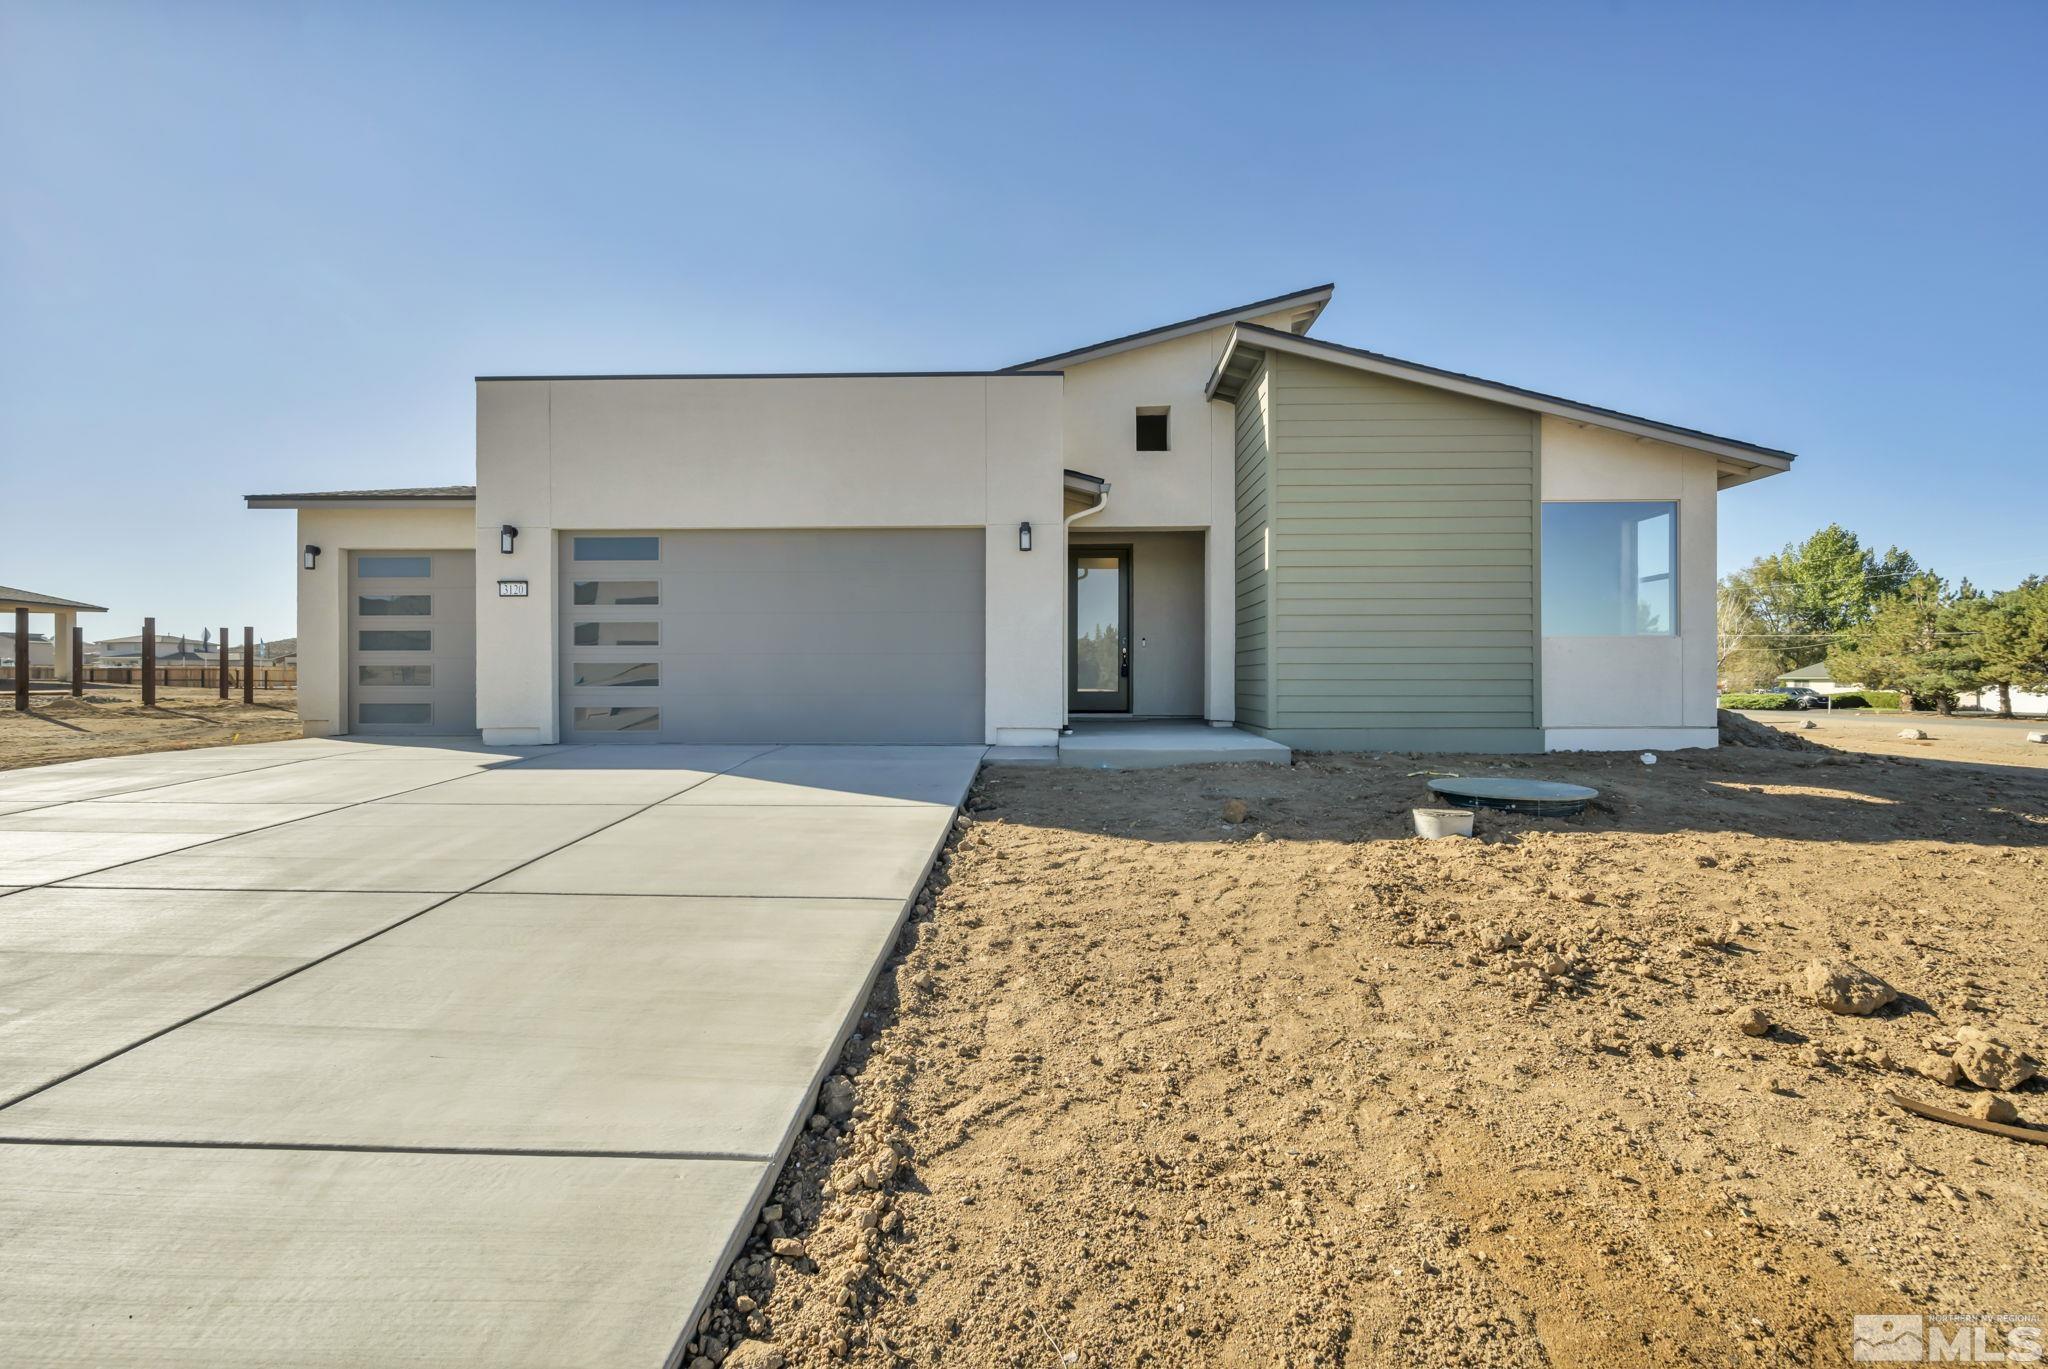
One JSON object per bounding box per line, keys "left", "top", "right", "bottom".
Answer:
{"left": 1070, "top": 549, "right": 1130, "bottom": 713}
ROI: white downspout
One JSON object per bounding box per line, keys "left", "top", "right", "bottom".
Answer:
{"left": 1061, "top": 482, "right": 1110, "bottom": 735}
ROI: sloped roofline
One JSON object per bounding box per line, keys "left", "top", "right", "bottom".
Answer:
{"left": 1207, "top": 323, "right": 1795, "bottom": 481}
{"left": 0, "top": 585, "right": 108, "bottom": 613}
{"left": 245, "top": 486, "right": 478, "bottom": 509}
{"left": 1003, "top": 284, "right": 1334, "bottom": 372}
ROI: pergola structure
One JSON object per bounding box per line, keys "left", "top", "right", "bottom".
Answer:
{"left": 2, "top": 584, "right": 108, "bottom": 706}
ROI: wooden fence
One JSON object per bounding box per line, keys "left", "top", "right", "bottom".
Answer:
{"left": 78, "top": 666, "right": 296, "bottom": 690}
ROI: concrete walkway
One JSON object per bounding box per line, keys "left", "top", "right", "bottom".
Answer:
{"left": 0, "top": 737, "right": 981, "bottom": 1367}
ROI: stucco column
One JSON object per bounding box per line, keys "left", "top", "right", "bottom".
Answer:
{"left": 52, "top": 611, "right": 75, "bottom": 679}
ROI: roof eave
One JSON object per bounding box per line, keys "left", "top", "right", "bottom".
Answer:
{"left": 1207, "top": 323, "right": 1795, "bottom": 477}
{"left": 244, "top": 493, "right": 479, "bottom": 510}
{"left": 1004, "top": 283, "right": 1334, "bottom": 372}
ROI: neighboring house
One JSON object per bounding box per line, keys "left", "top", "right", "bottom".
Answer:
{"left": 1960, "top": 686, "right": 2048, "bottom": 716}
{"left": 1, "top": 632, "right": 55, "bottom": 670}
{"left": 94, "top": 634, "right": 212, "bottom": 665}
{"left": 247, "top": 283, "right": 1794, "bottom": 750}
{"left": 1773, "top": 662, "right": 1861, "bottom": 696}
{"left": 93, "top": 634, "right": 263, "bottom": 667}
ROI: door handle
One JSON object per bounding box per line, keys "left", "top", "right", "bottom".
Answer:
{"left": 1120, "top": 642, "right": 1129, "bottom": 678}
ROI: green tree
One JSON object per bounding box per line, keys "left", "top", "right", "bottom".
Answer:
{"left": 1716, "top": 524, "right": 1914, "bottom": 683}
{"left": 1829, "top": 573, "right": 1981, "bottom": 713}
{"left": 1972, "top": 578, "right": 2048, "bottom": 717}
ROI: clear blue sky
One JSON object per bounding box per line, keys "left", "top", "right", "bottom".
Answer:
{"left": 4, "top": 1, "right": 2043, "bottom": 643}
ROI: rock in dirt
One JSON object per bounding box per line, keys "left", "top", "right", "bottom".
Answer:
{"left": 1802, "top": 959, "right": 1898, "bottom": 1016}
{"left": 723, "top": 1342, "right": 786, "bottom": 1369}
{"left": 1898, "top": 728, "right": 1927, "bottom": 740}
{"left": 1970, "top": 1094, "right": 2020, "bottom": 1125}
{"left": 818, "top": 1074, "right": 856, "bottom": 1122}
{"left": 1735, "top": 1007, "right": 1772, "bottom": 1037}
{"left": 771, "top": 1237, "right": 807, "bottom": 1260}
{"left": 1952, "top": 1026, "right": 2036, "bottom": 1091}
{"left": 1221, "top": 799, "right": 1250, "bottom": 824}
{"left": 1914, "top": 1052, "right": 1964, "bottom": 1087}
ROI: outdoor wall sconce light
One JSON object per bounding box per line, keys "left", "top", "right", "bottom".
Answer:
{"left": 500, "top": 524, "right": 519, "bottom": 554}
{"left": 302, "top": 544, "right": 320, "bottom": 570}
{"left": 1018, "top": 521, "right": 1033, "bottom": 552}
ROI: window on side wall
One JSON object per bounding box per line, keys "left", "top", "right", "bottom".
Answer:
{"left": 1135, "top": 406, "right": 1169, "bottom": 451}
{"left": 1541, "top": 501, "right": 1676, "bottom": 635}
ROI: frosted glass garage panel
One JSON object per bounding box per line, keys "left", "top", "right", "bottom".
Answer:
{"left": 357, "top": 556, "right": 431, "bottom": 578}
{"left": 574, "top": 662, "right": 659, "bottom": 688}
{"left": 1542, "top": 502, "right": 1676, "bottom": 636}
{"left": 359, "top": 665, "right": 433, "bottom": 686}
{"left": 572, "top": 537, "right": 659, "bottom": 562}
{"left": 359, "top": 630, "right": 433, "bottom": 652}
{"left": 573, "top": 622, "right": 660, "bottom": 646}
{"left": 573, "top": 581, "right": 660, "bottom": 606}
{"left": 358, "top": 594, "right": 431, "bottom": 616}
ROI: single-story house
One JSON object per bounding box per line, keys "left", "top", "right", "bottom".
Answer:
{"left": 248, "top": 284, "right": 1794, "bottom": 751}
{"left": 1773, "top": 661, "right": 1861, "bottom": 696}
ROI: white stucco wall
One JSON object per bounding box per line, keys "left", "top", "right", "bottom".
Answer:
{"left": 1051, "top": 308, "right": 1306, "bottom": 723}
{"left": 473, "top": 374, "right": 1065, "bottom": 745}
{"left": 292, "top": 504, "right": 478, "bottom": 737}
{"left": 1539, "top": 418, "right": 1721, "bottom": 750}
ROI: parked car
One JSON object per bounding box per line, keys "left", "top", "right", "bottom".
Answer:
{"left": 1765, "top": 686, "right": 1826, "bottom": 710}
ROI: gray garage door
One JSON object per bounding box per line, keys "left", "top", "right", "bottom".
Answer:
{"left": 348, "top": 550, "right": 477, "bottom": 735}
{"left": 558, "top": 530, "right": 984, "bottom": 744}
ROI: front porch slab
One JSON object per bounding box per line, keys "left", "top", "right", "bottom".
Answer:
{"left": 1056, "top": 720, "right": 1291, "bottom": 770}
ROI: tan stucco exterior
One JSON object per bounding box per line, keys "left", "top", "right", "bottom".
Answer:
{"left": 292, "top": 505, "right": 475, "bottom": 737}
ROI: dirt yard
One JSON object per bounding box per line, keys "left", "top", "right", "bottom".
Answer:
{"left": 690, "top": 721, "right": 2047, "bottom": 1368}
{"left": 0, "top": 688, "right": 300, "bottom": 770}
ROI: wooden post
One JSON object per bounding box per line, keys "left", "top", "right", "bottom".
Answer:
{"left": 141, "top": 618, "right": 157, "bottom": 706}
{"left": 12, "top": 607, "right": 27, "bottom": 712}
{"left": 219, "top": 626, "right": 230, "bottom": 699}
{"left": 242, "top": 627, "right": 255, "bottom": 704}
{"left": 71, "top": 625, "right": 84, "bottom": 697}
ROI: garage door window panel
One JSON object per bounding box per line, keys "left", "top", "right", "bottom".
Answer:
{"left": 573, "top": 621, "right": 660, "bottom": 647}
{"left": 357, "top": 556, "right": 432, "bottom": 578}
{"left": 574, "top": 662, "right": 659, "bottom": 688}
{"left": 358, "top": 594, "right": 432, "bottom": 616}
{"left": 573, "top": 581, "right": 660, "bottom": 606}
{"left": 573, "top": 537, "right": 660, "bottom": 562}
{"left": 359, "top": 665, "right": 433, "bottom": 687}
{"left": 359, "top": 630, "right": 432, "bottom": 652}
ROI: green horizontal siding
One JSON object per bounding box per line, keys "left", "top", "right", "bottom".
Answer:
{"left": 1233, "top": 359, "right": 1272, "bottom": 729}
{"left": 1250, "top": 349, "right": 1540, "bottom": 751}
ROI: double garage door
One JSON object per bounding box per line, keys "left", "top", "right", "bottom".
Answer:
{"left": 347, "top": 550, "right": 477, "bottom": 735}
{"left": 559, "top": 530, "right": 985, "bottom": 744}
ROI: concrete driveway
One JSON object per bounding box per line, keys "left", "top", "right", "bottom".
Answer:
{"left": 0, "top": 737, "right": 980, "bottom": 1367}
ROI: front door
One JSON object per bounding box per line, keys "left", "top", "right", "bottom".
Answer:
{"left": 1069, "top": 547, "right": 1130, "bottom": 713}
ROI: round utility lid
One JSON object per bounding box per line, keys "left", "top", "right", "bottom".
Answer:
{"left": 1426, "top": 776, "right": 1599, "bottom": 816}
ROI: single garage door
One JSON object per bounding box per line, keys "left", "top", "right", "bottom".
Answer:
{"left": 559, "top": 530, "right": 984, "bottom": 744}
{"left": 348, "top": 550, "right": 477, "bottom": 735}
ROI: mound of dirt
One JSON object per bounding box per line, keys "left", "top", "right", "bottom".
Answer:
{"left": 1718, "top": 707, "right": 1824, "bottom": 750}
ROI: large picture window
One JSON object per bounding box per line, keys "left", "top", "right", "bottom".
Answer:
{"left": 1542, "top": 501, "right": 1676, "bottom": 636}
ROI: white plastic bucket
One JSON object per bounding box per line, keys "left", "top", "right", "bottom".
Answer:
{"left": 1412, "top": 807, "right": 1475, "bottom": 839}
